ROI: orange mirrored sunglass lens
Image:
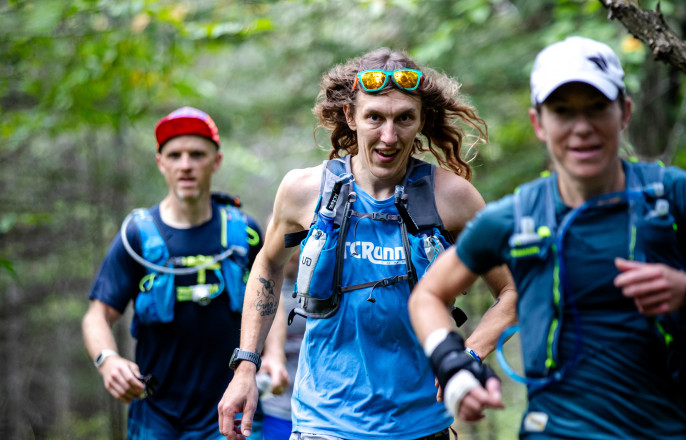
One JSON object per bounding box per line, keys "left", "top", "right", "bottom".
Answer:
{"left": 359, "top": 71, "right": 388, "bottom": 90}
{"left": 393, "top": 70, "right": 419, "bottom": 89}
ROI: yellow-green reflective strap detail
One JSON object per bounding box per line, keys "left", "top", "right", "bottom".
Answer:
{"left": 546, "top": 245, "right": 561, "bottom": 370}
{"left": 247, "top": 226, "right": 260, "bottom": 246}
{"left": 180, "top": 255, "right": 220, "bottom": 269}
{"left": 510, "top": 226, "right": 551, "bottom": 257}
{"left": 222, "top": 207, "right": 257, "bottom": 247}
{"left": 656, "top": 321, "right": 674, "bottom": 347}
{"left": 221, "top": 208, "right": 228, "bottom": 248}
{"left": 511, "top": 246, "right": 540, "bottom": 258}
{"left": 545, "top": 318, "right": 559, "bottom": 369}
{"left": 538, "top": 226, "right": 552, "bottom": 238}
{"left": 139, "top": 274, "right": 156, "bottom": 292}
{"left": 674, "top": 223, "right": 678, "bottom": 232}
{"left": 629, "top": 225, "right": 637, "bottom": 260}
{"left": 540, "top": 170, "right": 551, "bottom": 177}
{"left": 176, "top": 284, "right": 221, "bottom": 301}
{"left": 181, "top": 255, "right": 220, "bottom": 284}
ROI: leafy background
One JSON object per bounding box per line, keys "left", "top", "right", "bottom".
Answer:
{"left": 1, "top": 1, "right": 684, "bottom": 438}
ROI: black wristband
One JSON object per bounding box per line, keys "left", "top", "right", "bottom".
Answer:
{"left": 429, "top": 331, "right": 497, "bottom": 389}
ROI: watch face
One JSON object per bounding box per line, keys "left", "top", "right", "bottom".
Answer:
{"left": 229, "top": 348, "right": 240, "bottom": 369}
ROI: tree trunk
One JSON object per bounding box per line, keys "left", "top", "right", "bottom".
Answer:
{"left": 5, "top": 283, "right": 30, "bottom": 438}
{"left": 626, "top": 7, "right": 685, "bottom": 164}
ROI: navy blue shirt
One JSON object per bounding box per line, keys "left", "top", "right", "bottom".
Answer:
{"left": 457, "top": 164, "right": 686, "bottom": 439}
{"left": 89, "top": 199, "right": 262, "bottom": 434}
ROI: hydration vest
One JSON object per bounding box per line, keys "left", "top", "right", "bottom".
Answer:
{"left": 123, "top": 196, "right": 251, "bottom": 338}
{"left": 290, "top": 155, "right": 454, "bottom": 321}
{"left": 501, "top": 160, "right": 685, "bottom": 391}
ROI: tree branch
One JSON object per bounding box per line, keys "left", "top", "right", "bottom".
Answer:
{"left": 599, "top": 0, "right": 686, "bottom": 73}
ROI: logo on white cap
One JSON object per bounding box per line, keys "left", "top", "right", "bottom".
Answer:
{"left": 530, "top": 36, "right": 625, "bottom": 106}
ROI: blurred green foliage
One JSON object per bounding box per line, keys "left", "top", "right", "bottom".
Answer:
{"left": 0, "top": 1, "right": 684, "bottom": 438}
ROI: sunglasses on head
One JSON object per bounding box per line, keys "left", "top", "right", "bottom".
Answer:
{"left": 353, "top": 69, "right": 423, "bottom": 92}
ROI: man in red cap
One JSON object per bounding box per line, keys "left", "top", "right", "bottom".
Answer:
{"left": 82, "top": 107, "right": 264, "bottom": 439}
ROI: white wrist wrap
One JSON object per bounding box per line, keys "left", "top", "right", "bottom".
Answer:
{"left": 423, "top": 328, "right": 450, "bottom": 357}
{"left": 444, "top": 370, "right": 480, "bottom": 417}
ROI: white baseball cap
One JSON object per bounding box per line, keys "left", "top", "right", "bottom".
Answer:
{"left": 530, "top": 36, "right": 625, "bottom": 106}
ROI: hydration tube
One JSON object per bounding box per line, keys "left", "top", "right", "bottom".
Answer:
{"left": 497, "top": 188, "right": 657, "bottom": 389}
{"left": 120, "top": 212, "right": 246, "bottom": 275}
{"left": 496, "top": 325, "right": 566, "bottom": 391}
{"left": 496, "top": 325, "right": 526, "bottom": 384}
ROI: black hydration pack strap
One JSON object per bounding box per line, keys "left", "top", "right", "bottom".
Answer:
{"left": 340, "top": 275, "right": 411, "bottom": 293}
{"left": 331, "top": 195, "right": 356, "bottom": 304}
{"left": 399, "top": 215, "right": 417, "bottom": 291}
{"left": 351, "top": 211, "right": 401, "bottom": 222}
{"left": 394, "top": 185, "right": 418, "bottom": 290}
{"left": 284, "top": 230, "right": 308, "bottom": 248}
{"left": 338, "top": 208, "right": 416, "bottom": 294}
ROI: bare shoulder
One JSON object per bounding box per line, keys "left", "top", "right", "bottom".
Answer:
{"left": 434, "top": 167, "right": 486, "bottom": 234}
{"left": 273, "top": 164, "right": 323, "bottom": 232}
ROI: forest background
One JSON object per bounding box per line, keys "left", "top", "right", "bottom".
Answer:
{"left": 1, "top": 0, "right": 685, "bottom": 439}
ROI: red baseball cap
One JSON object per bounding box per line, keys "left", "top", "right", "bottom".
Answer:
{"left": 154, "top": 106, "right": 220, "bottom": 151}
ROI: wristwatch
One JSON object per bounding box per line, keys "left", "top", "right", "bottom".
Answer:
{"left": 229, "top": 348, "right": 261, "bottom": 370}
{"left": 93, "top": 349, "right": 118, "bottom": 368}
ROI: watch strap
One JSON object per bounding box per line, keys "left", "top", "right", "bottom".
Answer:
{"left": 94, "top": 349, "right": 118, "bottom": 368}
{"left": 230, "top": 348, "right": 261, "bottom": 370}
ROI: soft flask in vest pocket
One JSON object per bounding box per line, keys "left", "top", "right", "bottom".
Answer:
{"left": 408, "top": 229, "right": 451, "bottom": 279}
{"left": 507, "top": 215, "right": 560, "bottom": 378}
{"left": 296, "top": 168, "right": 353, "bottom": 301}
{"left": 634, "top": 198, "right": 685, "bottom": 267}
{"left": 135, "top": 272, "right": 175, "bottom": 324}
{"left": 296, "top": 219, "right": 339, "bottom": 300}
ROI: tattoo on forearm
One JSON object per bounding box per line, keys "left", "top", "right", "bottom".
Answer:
{"left": 489, "top": 298, "right": 501, "bottom": 309}
{"left": 257, "top": 276, "right": 276, "bottom": 296}
{"left": 254, "top": 275, "right": 277, "bottom": 316}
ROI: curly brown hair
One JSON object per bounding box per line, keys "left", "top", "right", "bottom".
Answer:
{"left": 312, "top": 47, "right": 487, "bottom": 181}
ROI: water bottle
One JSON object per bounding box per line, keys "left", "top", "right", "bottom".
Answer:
{"left": 296, "top": 173, "right": 353, "bottom": 298}
{"left": 256, "top": 373, "right": 273, "bottom": 399}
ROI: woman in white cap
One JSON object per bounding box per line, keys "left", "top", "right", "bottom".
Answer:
{"left": 409, "top": 36, "right": 686, "bottom": 438}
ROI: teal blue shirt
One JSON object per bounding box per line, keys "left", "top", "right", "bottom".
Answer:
{"left": 457, "top": 163, "right": 686, "bottom": 439}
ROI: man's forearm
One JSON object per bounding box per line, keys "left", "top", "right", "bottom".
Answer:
{"left": 239, "top": 252, "right": 286, "bottom": 355}
{"left": 82, "top": 300, "right": 121, "bottom": 361}
{"left": 262, "top": 296, "right": 287, "bottom": 361}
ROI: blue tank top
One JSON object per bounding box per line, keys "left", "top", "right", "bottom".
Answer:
{"left": 292, "top": 183, "right": 452, "bottom": 440}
